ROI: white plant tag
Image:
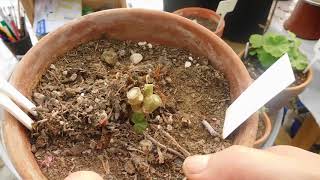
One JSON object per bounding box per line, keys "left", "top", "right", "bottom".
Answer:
{"left": 216, "top": 0, "right": 238, "bottom": 29}
{"left": 223, "top": 53, "right": 295, "bottom": 139}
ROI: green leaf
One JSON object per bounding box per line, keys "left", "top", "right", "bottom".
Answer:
{"left": 288, "top": 47, "right": 308, "bottom": 71}
{"left": 133, "top": 121, "right": 148, "bottom": 134}
{"left": 131, "top": 112, "right": 147, "bottom": 133}
{"left": 143, "top": 84, "right": 154, "bottom": 97}
{"left": 132, "top": 112, "right": 145, "bottom": 123}
{"left": 249, "top": 32, "right": 308, "bottom": 72}
{"left": 288, "top": 31, "right": 296, "bottom": 40}
{"left": 249, "top": 34, "right": 263, "bottom": 48}
{"left": 249, "top": 49, "right": 257, "bottom": 56}
{"left": 256, "top": 49, "right": 278, "bottom": 69}
{"left": 262, "top": 33, "right": 290, "bottom": 57}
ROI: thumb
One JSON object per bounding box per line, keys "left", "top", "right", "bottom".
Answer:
{"left": 182, "top": 145, "right": 320, "bottom": 180}
{"left": 64, "top": 171, "right": 103, "bottom": 180}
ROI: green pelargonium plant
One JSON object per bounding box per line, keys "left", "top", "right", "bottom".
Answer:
{"left": 127, "top": 84, "right": 162, "bottom": 133}
{"left": 248, "top": 32, "right": 308, "bottom": 71}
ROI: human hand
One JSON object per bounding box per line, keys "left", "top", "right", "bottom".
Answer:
{"left": 183, "top": 145, "right": 320, "bottom": 180}
{"left": 64, "top": 171, "right": 103, "bottom": 180}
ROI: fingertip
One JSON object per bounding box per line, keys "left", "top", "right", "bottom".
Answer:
{"left": 64, "top": 171, "right": 103, "bottom": 180}
{"left": 183, "top": 155, "right": 210, "bottom": 176}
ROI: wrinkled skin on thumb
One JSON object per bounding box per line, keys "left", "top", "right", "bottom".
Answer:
{"left": 183, "top": 145, "right": 320, "bottom": 180}
{"left": 64, "top": 171, "right": 103, "bottom": 180}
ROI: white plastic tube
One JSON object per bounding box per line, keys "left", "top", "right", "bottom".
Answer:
{"left": 0, "top": 93, "right": 34, "bottom": 130}
{"left": 0, "top": 78, "right": 37, "bottom": 116}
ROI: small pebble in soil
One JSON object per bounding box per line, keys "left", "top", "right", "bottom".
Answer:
{"left": 132, "top": 156, "right": 150, "bottom": 174}
{"left": 181, "top": 117, "right": 191, "bottom": 127}
{"left": 164, "top": 115, "right": 173, "bottom": 124}
{"left": 185, "top": 61, "right": 192, "bottom": 68}
{"left": 62, "top": 70, "right": 68, "bottom": 75}
{"left": 214, "top": 137, "right": 220, "bottom": 142}
{"left": 33, "top": 92, "right": 46, "bottom": 105}
{"left": 85, "top": 106, "right": 93, "bottom": 113}
{"left": 69, "top": 73, "right": 77, "bottom": 81}
{"left": 165, "top": 77, "right": 172, "bottom": 83}
{"left": 139, "top": 139, "right": 153, "bottom": 153}
{"left": 76, "top": 96, "right": 84, "bottom": 104}
{"left": 155, "top": 115, "right": 161, "bottom": 122}
{"left": 51, "top": 90, "right": 62, "bottom": 98}
{"left": 118, "top": 49, "right": 126, "bottom": 57}
{"left": 130, "top": 53, "right": 143, "bottom": 64}
{"left": 188, "top": 56, "right": 193, "bottom": 61}
{"left": 147, "top": 43, "right": 153, "bottom": 49}
{"left": 124, "top": 160, "right": 136, "bottom": 175}
{"left": 138, "top": 41, "right": 147, "bottom": 46}
{"left": 50, "top": 64, "right": 56, "bottom": 70}
{"left": 145, "top": 74, "right": 154, "bottom": 84}
{"left": 101, "top": 48, "right": 118, "bottom": 66}
{"left": 167, "top": 124, "right": 173, "bottom": 131}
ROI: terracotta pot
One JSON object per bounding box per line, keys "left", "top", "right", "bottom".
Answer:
{"left": 3, "top": 9, "right": 259, "bottom": 179}
{"left": 284, "top": 0, "right": 320, "bottom": 40}
{"left": 173, "top": 7, "right": 225, "bottom": 37}
{"left": 239, "top": 50, "right": 313, "bottom": 113}
{"left": 254, "top": 112, "right": 272, "bottom": 147}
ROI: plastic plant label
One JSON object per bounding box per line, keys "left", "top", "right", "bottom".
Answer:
{"left": 216, "top": 0, "right": 238, "bottom": 29}
{"left": 223, "top": 53, "right": 295, "bottom": 139}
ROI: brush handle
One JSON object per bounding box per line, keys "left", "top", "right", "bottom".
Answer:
{"left": 19, "top": 16, "right": 25, "bottom": 38}
{"left": 0, "top": 93, "right": 33, "bottom": 130}
{"left": 0, "top": 78, "right": 37, "bottom": 116}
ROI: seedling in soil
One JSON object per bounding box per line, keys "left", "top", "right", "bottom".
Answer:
{"left": 248, "top": 32, "right": 308, "bottom": 71}
{"left": 127, "top": 84, "right": 162, "bottom": 133}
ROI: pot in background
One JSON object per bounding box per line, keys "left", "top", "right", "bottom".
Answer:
{"left": 284, "top": 0, "right": 320, "bottom": 40}
{"left": 239, "top": 51, "right": 313, "bottom": 113}
{"left": 4, "top": 9, "right": 260, "bottom": 179}
{"left": 173, "top": 7, "right": 225, "bottom": 37}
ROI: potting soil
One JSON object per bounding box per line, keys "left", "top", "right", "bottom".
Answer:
{"left": 243, "top": 56, "right": 307, "bottom": 86}
{"left": 31, "top": 39, "right": 232, "bottom": 179}
{"left": 187, "top": 16, "right": 218, "bottom": 33}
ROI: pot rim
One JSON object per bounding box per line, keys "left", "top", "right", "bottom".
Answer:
{"left": 4, "top": 8, "right": 258, "bottom": 179}
{"left": 173, "top": 7, "right": 225, "bottom": 37}
{"left": 238, "top": 50, "right": 313, "bottom": 90}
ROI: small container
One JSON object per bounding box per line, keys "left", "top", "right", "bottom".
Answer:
{"left": 4, "top": 32, "right": 32, "bottom": 56}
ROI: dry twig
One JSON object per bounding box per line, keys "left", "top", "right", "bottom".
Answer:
{"left": 160, "top": 129, "right": 191, "bottom": 157}
{"left": 98, "top": 155, "right": 110, "bottom": 175}
{"left": 157, "top": 146, "right": 165, "bottom": 164}
{"left": 202, "top": 120, "right": 219, "bottom": 137}
{"left": 144, "top": 132, "right": 185, "bottom": 159}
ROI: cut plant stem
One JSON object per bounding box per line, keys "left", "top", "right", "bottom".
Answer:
{"left": 127, "top": 87, "right": 143, "bottom": 106}
{"left": 202, "top": 120, "right": 219, "bottom": 137}
{"left": 144, "top": 132, "right": 185, "bottom": 159}
{"left": 143, "top": 94, "right": 162, "bottom": 114}
{"left": 160, "top": 128, "right": 191, "bottom": 157}
{"left": 143, "top": 84, "right": 154, "bottom": 97}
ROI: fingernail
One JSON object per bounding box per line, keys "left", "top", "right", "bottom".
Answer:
{"left": 183, "top": 155, "right": 209, "bottom": 175}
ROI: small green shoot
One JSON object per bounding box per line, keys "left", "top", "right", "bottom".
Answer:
{"left": 127, "top": 84, "right": 162, "bottom": 133}
{"left": 248, "top": 32, "right": 308, "bottom": 71}
{"left": 131, "top": 112, "right": 148, "bottom": 133}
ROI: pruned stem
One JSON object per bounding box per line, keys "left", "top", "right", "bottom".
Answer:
{"left": 127, "top": 87, "right": 143, "bottom": 106}
{"left": 144, "top": 132, "right": 185, "bottom": 159}
{"left": 202, "top": 120, "right": 219, "bottom": 137}
{"left": 160, "top": 129, "right": 191, "bottom": 157}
